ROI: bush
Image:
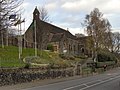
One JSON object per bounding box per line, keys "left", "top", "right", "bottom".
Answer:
{"left": 78, "top": 55, "right": 88, "bottom": 59}
{"left": 96, "top": 61, "right": 115, "bottom": 68}
{"left": 59, "top": 54, "right": 75, "bottom": 60}
{"left": 59, "top": 54, "right": 65, "bottom": 59}
{"left": 97, "top": 50, "right": 117, "bottom": 62}
{"left": 69, "top": 56, "right": 75, "bottom": 60}
{"left": 24, "top": 63, "right": 30, "bottom": 69}
{"left": 47, "top": 44, "right": 54, "bottom": 51}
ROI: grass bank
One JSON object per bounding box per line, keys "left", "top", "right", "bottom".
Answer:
{"left": 0, "top": 46, "right": 82, "bottom": 68}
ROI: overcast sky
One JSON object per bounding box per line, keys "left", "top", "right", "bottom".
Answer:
{"left": 21, "top": 0, "right": 120, "bottom": 35}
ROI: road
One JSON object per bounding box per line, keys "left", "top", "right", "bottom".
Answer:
{"left": 0, "top": 68, "right": 120, "bottom": 90}
{"left": 22, "top": 68, "right": 120, "bottom": 90}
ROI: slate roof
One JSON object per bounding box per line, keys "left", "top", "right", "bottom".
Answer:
{"left": 37, "top": 19, "right": 77, "bottom": 40}
{"left": 50, "top": 33, "right": 64, "bottom": 42}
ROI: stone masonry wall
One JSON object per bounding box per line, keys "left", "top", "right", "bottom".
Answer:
{"left": 0, "top": 68, "right": 76, "bottom": 86}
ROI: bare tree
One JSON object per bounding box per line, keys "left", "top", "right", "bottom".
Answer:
{"left": 83, "top": 8, "right": 112, "bottom": 59}
{"left": 111, "top": 32, "right": 120, "bottom": 53}
{"left": 0, "top": 0, "right": 22, "bottom": 28}
{"left": 0, "top": 0, "right": 22, "bottom": 48}
{"left": 39, "top": 6, "right": 49, "bottom": 22}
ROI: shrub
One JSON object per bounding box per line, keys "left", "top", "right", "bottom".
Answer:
{"left": 69, "top": 56, "right": 75, "bottom": 60}
{"left": 59, "top": 54, "right": 65, "bottom": 58}
{"left": 24, "top": 63, "right": 30, "bottom": 69}
{"left": 97, "top": 50, "right": 117, "bottom": 62}
{"left": 59, "top": 54, "right": 68, "bottom": 59}
{"left": 79, "top": 55, "right": 88, "bottom": 59}
{"left": 96, "top": 61, "right": 115, "bottom": 68}
{"left": 47, "top": 44, "right": 54, "bottom": 51}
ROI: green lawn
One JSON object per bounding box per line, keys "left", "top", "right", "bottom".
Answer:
{"left": 0, "top": 45, "right": 82, "bottom": 68}
{"left": 0, "top": 46, "right": 35, "bottom": 68}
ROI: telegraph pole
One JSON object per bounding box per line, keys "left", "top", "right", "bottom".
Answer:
{"left": 18, "top": 14, "right": 22, "bottom": 60}
{"left": 6, "top": 26, "right": 8, "bottom": 46}
{"left": 1, "top": 30, "right": 4, "bottom": 48}
{"left": 34, "top": 20, "right": 37, "bottom": 57}
{"left": 20, "top": 15, "right": 22, "bottom": 56}
{"left": 18, "top": 24, "right": 21, "bottom": 59}
{"left": 6, "top": 17, "right": 9, "bottom": 46}
{"left": 24, "top": 19, "right": 26, "bottom": 48}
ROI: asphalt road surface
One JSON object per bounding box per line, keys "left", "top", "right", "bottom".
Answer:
{"left": 23, "top": 68, "right": 120, "bottom": 90}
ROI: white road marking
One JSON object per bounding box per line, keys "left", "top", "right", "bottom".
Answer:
{"left": 62, "top": 84, "right": 86, "bottom": 90}
{"left": 83, "top": 84, "right": 88, "bottom": 87}
{"left": 63, "top": 74, "right": 120, "bottom": 90}
{"left": 107, "top": 73, "right": 118, "bottom": 76}
{"left": 79, "top": 75, "right": 120, "bottom": 90}
{"left": 63, "top": 80, "right": 101, "bottom": 90}
{"left": 107, "top": 74, "right": 112, "bottom": 75}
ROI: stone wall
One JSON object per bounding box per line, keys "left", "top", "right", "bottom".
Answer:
{"left": 0, "top": 68, "right": 76, "bottom": 86}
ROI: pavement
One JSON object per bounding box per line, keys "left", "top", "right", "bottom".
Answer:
{"left": 0, "top": 67, "right": 120, "bottom": 90}
{"left": 0, "top": 74, "right": 87, "bottom": 90}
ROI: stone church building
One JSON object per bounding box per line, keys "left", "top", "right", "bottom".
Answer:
{"left": 24, "top": 7, "right": 86, "bottom": 56}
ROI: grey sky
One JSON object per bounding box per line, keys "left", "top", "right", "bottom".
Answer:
{"left": 21, "top": 0, "right": 120, "bottom": 34}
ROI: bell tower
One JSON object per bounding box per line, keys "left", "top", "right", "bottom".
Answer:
{"left": 33, "top": 6, "right": 40, "bottom": 20}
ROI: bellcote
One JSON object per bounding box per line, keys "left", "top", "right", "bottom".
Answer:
{"left": 33, "top": 7, "right": 40, "bottom": 20}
